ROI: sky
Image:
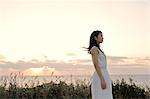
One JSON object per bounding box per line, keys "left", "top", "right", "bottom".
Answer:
{"left": 0, "top": 0, "right": 149, "bottom": 76}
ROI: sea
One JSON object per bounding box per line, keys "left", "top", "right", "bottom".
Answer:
{"left": 0, "top": 74, "right": 149, "bottom": 89}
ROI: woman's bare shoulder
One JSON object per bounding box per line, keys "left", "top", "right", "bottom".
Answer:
{"left": 90, "top": 46, "right": 99, "bottom": 54}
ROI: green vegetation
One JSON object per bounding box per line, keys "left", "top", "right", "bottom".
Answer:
{"left": 0, "top": 72, "right": 149, "bottom": 99}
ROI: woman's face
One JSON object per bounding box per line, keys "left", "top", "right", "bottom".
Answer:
{"left": 95, "top": 33, "right": 104, "bottom": 43}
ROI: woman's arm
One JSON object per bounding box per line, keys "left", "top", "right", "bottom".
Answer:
{"left": 90, "top": 47, "right": 104, "bottom": 79}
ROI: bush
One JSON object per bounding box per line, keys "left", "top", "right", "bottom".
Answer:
{"left": 0, "top": 72, "right": 149, "bottom": 99}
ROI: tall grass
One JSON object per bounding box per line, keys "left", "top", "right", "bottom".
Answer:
{"left": 0, "top": 72, "right": 149, "bottom": 99}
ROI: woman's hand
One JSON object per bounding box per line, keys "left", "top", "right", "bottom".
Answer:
{"left": 100, "top": 77, "right": 107, "bottom": 90}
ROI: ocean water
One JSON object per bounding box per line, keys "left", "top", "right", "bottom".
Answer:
{"left": 110, "top": 74, "right": 150, "bottom": 88}
{"left": 0, "top": 74, "right": 149, "bottom": 89}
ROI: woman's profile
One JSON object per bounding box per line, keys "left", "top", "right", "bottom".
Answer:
{"left": 86, "top": 30, "right": 113, "bottom": 99}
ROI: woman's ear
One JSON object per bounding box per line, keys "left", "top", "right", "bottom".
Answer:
{"left": 94, "top": 36, "right": 97, "bottom": 41}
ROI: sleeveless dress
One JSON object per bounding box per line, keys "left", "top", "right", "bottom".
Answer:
{"left": 90, "top": 46, "right": 113, "bottom": 99}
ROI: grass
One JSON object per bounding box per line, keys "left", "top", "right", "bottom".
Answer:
{"left": 0, "top": 72, "right": 150, "bottom": 99}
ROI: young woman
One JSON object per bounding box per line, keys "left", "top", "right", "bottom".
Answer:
{"left": 87, "top": 30, "right": 113, "bottom": 99}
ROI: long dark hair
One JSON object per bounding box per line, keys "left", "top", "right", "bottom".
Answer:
{"left": 83, "top": 30, "right": 104, "bottom": 54}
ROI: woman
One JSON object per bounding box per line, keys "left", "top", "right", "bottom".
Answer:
{"left": 87, "top": 30, "right": 113, "bottom": 99}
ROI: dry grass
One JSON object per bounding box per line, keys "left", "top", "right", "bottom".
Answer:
{"left": 0, "top": 72, "right": 149, "bottom": 99}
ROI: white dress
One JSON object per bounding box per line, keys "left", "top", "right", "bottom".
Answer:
{"left": 90, "top": 46, "right": 113, "bottom": 99}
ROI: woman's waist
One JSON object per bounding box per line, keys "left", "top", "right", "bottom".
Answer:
{"left": 91, "top": 69, "right": 110, "bottom": 80}
{"left": 93, "top": 68, "right": 108, "bottom": 74}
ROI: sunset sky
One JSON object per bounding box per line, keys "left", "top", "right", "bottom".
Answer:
{"left": 0, "top": 0, "right": 149, "bottom": 76}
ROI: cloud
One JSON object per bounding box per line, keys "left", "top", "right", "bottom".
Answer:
{"left": 0, "top": 68, "right": 19, "bottom": 76}
{"left": 68, "top": 56, "right": 150, "bottom": 67}
{"left": 0, "top": 54, "right": 149, "bottom": 76}
{"left": 0, "top": 55, "right": 93, "bottom": 76}
{"left": 107, "top": 56, "right": 127, "bottom": 63}
{"left": 134, "top": 57, "right": 150, "bottom": 65}
{"left": 22, "top": 66, "right": 56, "bottom": 76}
{"left": 67, "top": 59, "right": 91, "bottom": 64}
{"left": 0, "top": 54, "right": 6, "bottom": 61}
{"left": 65, "top": 52, "right": 77, "bottom": 57}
